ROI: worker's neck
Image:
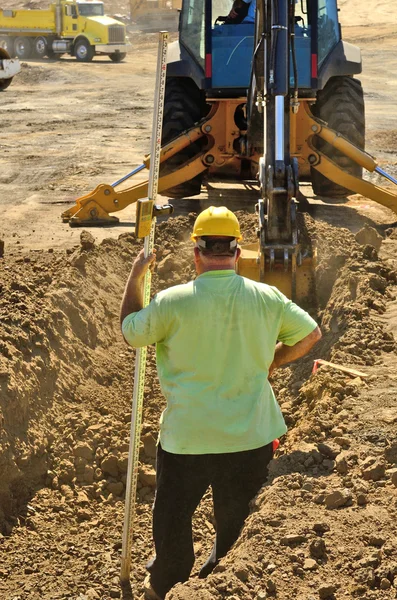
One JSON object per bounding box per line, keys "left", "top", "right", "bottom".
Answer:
{"left": 196, "top": 261, "right": 236, "bottom": 275}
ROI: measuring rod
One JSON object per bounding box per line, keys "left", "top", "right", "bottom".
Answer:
{"left": 120, "top": 30, "right": 169, "bottom": 584}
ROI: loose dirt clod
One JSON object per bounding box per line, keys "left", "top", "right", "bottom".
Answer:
{"left": 355, "top": 224, "right": 383, "bottom": 252}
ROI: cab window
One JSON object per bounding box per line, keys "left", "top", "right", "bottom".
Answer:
{"left": 317, "top": 0, "right": 340, "bottom": 64}
{"left": 180, "top": 0, "right": 205, "bottom": 68}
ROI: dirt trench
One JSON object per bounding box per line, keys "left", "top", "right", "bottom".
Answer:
{"left": 1, "top": 212, "right": 397, "bottom": 600}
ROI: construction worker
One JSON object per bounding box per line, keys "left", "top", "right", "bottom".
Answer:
{"left": 120, "top": 207, "right": 321, "bottom": 600}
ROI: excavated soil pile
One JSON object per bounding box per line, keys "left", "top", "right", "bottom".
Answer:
{"left": 1, "top": 213, "right": 397, "bottom": 600}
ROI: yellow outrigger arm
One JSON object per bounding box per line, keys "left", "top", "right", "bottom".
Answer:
{"left": 300, "top": 102, "right": 397, "bottom": 215}
{"left": 61, "top": 100, "right": 245, "bottom": 226}
{"left": 61, "top": 101, "right": 397, "bottom": 226}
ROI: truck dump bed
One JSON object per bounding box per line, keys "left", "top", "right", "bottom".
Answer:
{"left": 0, "top": 8, "right": 56, "bottom": 32}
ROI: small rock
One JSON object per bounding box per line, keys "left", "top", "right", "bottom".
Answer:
{"left": 100, "top": 455, "right": 119, "bottom": 478}
{"left": 367, "top": 535, "right": 385, "bottom": 547}
{"left": 280, "top": 534, "right": 306, "bottom": 545}
{"left": 24, "top": 566, "right": 35, "bottom": 574}
{"left": 319, "top": 584, "right": 336, "bottom": 599}
{"left": 139, "top": 465, "right": 156, "bottom": 487}
{"left": 391, "top": 470, "right": 397, "bottom": 487}
{"left": 361, "top": 459, "right": 385, "bottom": 482}
{"left": 333, "top": 437, "right": 350, "bottom": 448}
{"left": 303, "top": 558, "right": 317, "bottom": 570}
{"left": 317, "top": 443, "right": 339, "bottom": 459}
{"left": 80, "top": 230, "right": 95, "bottom": 250}
{"left": 356, "top": 493, "right": 368, "bottom": 506}
{"left": 363, "top": 244, "right": 378, "bottom": 260}
{"left": 313, "top": 493, "right": 325, "bottom": 504}
{"left": 313, "top": 522, "right": 330, "bottom": 535}
{"left": 58, "top": 460, "right": 75, "bottom": 484}
{"left": 322, "top": 459, "right": 336, "bottom": 471}
{"left": 77, "top": 509, "right": 91, "bottom": 521}
{"left": 157, "top": 254, "right": 177, "bottom": 277}
{"left": 380, "top": 577, "right": 391, "bottom": 590}
{"left": 73, "top": 443, "right": 94, "bottom": 461}
{"left": 235, "top": 567, "right": 249, "bottom": 582}
{"left": 76, "top": 490, "right": 90, "bottom": 505}
{"left": 266, "top": 578, "right": 276, "bottom": 593}
{"left": 85, "top": 589, "right": 100, "bottom": 599}
{"left": 117, "top": 453, "right": 129, "bottom": 474}
{"left": 107, "top": 481, "right": 124, "bottom": 496}
{"left": 257, "top": 592, "right": 267, "bottom": 600}
{"left": 325, "top": 489, "right": 352, "bottom": 509}
{"left": 266, "top": 563, "right": 276, "bottom": 572}
{"left": 355, "top": 224, "right": 382, "bottom": 252}
{"left": 335, "top": 454, "right": 348, "bottom": 475}
{"left": 70, "top": 252, "right": 88, "bottom": 269}
{"left": 109, "top": 587, "right": 120, "bottom": 598}
{"left": 0, "top": 239, "right": 4, "bottom": 258}
{"left": 84, "top": 465, "right": 95, "bottom": 484}
{"left": 384, "top": 441, "right": 397, "bottom": 464}
{"left": 331, "top": 427, "right": 344, "bottom": 438}
{"left": 142, "top": 432, "right": 157, "bottom": 459}
{"left": 309, "top": 538, "right": 326, "bottom": 559}
{"left": 59, "top": 485, "right": 74, "bottom": 499}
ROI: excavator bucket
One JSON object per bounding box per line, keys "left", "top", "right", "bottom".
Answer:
{"left": 237, "top": 242, "right": 316, "bottom": 302}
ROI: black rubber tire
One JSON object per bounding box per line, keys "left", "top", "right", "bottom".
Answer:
{"left": 14, "top": 36, "right": 32, "bottom": 60}
{"left": 74, "top": 39, "right": 94, "bottom": 62}
{"left": 311, "top": 76, "right": 365, "bottom": 198}
{"left": 0, "top": 78, "right": 12, "bottom": 91}
{"left": 161, "top": 77, "right": 206, "bottom": 199}
{"left": 109, "top": 52, "right": 126, "bottom": 62}
{"left": 33, "top": 36, "right": 47, "bottom": 59}
{"left": 0, "top": 36, "right": 14, "bottom": 57}
{"left": 0, "top": 45, "right": 12, "bottom": 85}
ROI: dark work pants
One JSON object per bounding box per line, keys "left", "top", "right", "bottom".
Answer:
{"left": 146, "top": 442, "right": 273, "bottom": 599}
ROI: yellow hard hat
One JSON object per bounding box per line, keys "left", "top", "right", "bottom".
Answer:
{"left": 191, "top": 206, "right": 242, "bottom": 241}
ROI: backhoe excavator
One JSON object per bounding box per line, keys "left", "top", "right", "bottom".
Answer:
{"left": 62, "top": 0, "right": 397, "bottom": 300}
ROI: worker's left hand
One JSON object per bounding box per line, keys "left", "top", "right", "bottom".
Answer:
{"left": 131, "top": 249, "right": 156, "bottom": 280}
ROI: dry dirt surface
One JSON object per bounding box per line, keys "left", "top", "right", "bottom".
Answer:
{"left": 1, "top": 2, "right": 397, "bottom": 600}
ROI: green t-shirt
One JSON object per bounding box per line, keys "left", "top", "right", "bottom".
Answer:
{"left": 122, "top": 270, "right": 317, "bottom": 454}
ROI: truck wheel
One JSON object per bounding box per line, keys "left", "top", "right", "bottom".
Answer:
{"left": 0, "top": 48, "right": 13, "bottom": 89}
{"left": 0, "top": 78, "right": 13, "bottom": 91}
{"left": 109, "top": 53, "right": 126, "bottom": 62}
{"left": 161, "top": 77, "right": 207, "bottom": 199}
{"left": 74, "top": 40, "right": 94, "bottom": 62}
{"left": 33, "top": 37, "right": 47, "bottom": 59}
{"left": 14, "top": 37, "right": 32, "bottom": 60}
{"left": 311, "top": 76, "right": 365, "bottom": 198}
{"left": 0, "top": 37, "right": 14, "bottom": 57}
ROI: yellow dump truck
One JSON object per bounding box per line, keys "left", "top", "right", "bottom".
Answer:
{"left": 0, "top": 0, "right": 130, "bottom": 62}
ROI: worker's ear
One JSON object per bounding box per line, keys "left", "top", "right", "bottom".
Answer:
{"left": 235, "top": 247, "right": 242, "bottom": 262}
{"left": 193, "top": 246, "right": 200, "bottom": 262}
